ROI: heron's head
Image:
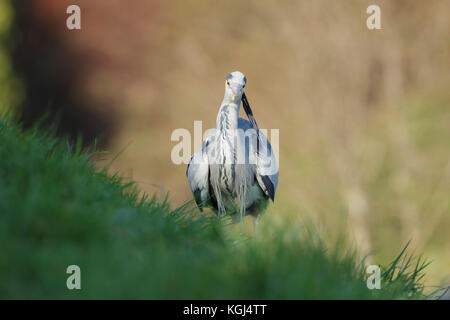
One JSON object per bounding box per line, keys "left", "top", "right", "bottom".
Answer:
{"left": 224, "top": 71, "right": 247, "bottom": 102}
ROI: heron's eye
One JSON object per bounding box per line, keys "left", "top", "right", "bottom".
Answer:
{"left": 227, "top": 81, "right": 230, "bottom": 86}
{"left": 243, "top": 84, "right": 245, "bottom": 88}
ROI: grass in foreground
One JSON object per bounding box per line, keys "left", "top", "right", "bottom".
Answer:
{"left": 0, "top": 117, "right": 437, "bottom": 299}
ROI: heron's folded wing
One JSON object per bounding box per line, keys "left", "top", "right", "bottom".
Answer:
{"left": 239, "top": 118, "right": 278, "bottom": 201}
{"left": 186, "top": 148, "right": 211, "bottom": 210}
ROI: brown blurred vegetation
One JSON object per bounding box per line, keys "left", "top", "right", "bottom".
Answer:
{"left": 3, "top": 0, "right": 450, "bottom": 288}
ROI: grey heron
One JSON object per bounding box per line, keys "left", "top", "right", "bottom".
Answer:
{"left": 186, "top": 71, "right": 278, "bottom": 234}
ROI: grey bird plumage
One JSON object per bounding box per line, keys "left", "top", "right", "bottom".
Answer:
{"left": 186, "top": 71, "right": 278, "bottom": 233}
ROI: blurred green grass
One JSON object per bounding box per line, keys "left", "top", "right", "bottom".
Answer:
{"left": 0, "top": 117, "right": 440, "bottom": 299}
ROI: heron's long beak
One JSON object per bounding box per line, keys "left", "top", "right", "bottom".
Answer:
{"left": 242, "top": 92, "right": 262, "bottom": 153}
{"left": 242, "top": 93, "right": 259, "bottom": 131}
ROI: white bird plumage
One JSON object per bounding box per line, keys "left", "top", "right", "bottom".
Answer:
{"left": 186, "top": 71, "right": 278, "bottom": 234}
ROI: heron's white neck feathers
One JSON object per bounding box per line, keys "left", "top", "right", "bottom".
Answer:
{"left": 216, "top": 102, "right": 240, "bottom": 132}
{"left": 222, "top": 88, "right": 243, "bottom": 105}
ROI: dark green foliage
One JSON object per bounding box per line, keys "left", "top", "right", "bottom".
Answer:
{"left": 0, "top": 118, "right": 436, "bottom": 299}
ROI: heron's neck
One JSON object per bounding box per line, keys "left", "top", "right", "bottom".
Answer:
{"left": 216, "top": 101, "right": 240, "bottom": 133}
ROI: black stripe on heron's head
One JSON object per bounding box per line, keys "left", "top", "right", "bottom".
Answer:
{"left": 226, "top": 73, "right": 234, "bottom": 81}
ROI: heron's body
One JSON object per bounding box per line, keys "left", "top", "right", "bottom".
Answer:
{"left": 186, "top": 71, "right": 278, "bottom": 232}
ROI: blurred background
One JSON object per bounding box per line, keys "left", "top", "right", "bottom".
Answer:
{"left": 0, "top": 0, "right": 449, "bottom": 289}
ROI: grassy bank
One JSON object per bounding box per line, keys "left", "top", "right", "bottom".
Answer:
{"left": 0, "top": 117, "right": 434, "bottom": 299}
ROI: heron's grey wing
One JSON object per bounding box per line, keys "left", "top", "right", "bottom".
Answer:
{"left": 238, "top": 118, "right": 279, "bottom": 202}
{"left": 186, "top": 150, "right": 210, "bottom": 210}
{"left": 186, "top": 133, "right": 215, "bottom": 210}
